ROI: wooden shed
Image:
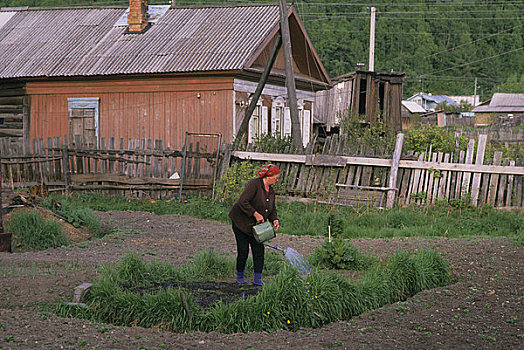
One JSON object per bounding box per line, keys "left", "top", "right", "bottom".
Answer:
{"left": 314, "top": 70, "right": 405, "bottom": 133}
{"left": 0, "top": 1, "right": 329, "bottom": 152}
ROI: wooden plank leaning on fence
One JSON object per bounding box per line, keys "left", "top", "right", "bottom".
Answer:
{"left": 487, "top": 151, "right": 503, "bottom": 206}
{"left": 385, "top": 133, "right": 404, "bottom": 208}
{"left": 470, "top": 135, "right": 487, "bottom": 206}
{"left": 461, "top": 139, "right": 475, "bottom": 199}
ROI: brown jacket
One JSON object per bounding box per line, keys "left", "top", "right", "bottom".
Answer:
{"left": 228, "top": 178, "right": 278, "bottom": 235}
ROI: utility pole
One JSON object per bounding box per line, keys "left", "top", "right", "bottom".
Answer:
{"left": 368, "top": 7, "right": 376, "bottom": 72}
{"left": 473, "top": 77, "right": 478, "bottom": 106}
{"left": 279, "top": 0, "right": 303, "bottom": 153}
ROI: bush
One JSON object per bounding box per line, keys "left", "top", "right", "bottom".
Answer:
{"left": 405, "top": 125, "right": 468, "bottom": 154}
{"left": 5, "top": 209, "right": 69, "bottom": 250}
{"left": 253, "top": 134, "right": 293, "bottom": 153}
{"left": 310, "top": 238, "right": 376, "bottom": 270}
{"left": 214, "top": 161, "right": 259, "bottom": 203}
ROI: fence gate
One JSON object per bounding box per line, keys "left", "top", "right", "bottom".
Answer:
{"left": 178, "top": 132, "right": 222, "bottom": 201}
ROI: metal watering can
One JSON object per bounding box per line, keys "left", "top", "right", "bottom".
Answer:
{"left": 252, "top": 221, "right": 289, "bottom": 255}
{"left": 252, "top": 221, "right": 276, "bottom": 244}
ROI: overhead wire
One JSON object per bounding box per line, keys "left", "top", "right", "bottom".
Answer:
{"left": 423, "top": 47, "right": 524, "bottom": 76}
{"left": 420, "top": 24, "right": 523, "bottom": 60}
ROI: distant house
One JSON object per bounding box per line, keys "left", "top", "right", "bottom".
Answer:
{"left": 401, "top": 101, "right": 426, "bottom": 130}
{"left": 0, "top": 1, "right": 330, "bottom": 151}
{"left": 314, "top": 70, "right": 406, "bottom": 133}
{"left": 449, "top": 95, "right": 480, "bottom": 107}
{"left": 407, "top": 93, "right": 459, "bottom": 112}
{"left": 472, "top": 93, "right": 524, "bottom": 126}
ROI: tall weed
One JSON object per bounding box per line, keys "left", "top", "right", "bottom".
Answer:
{"left": 5, "top": 209, "right": 68, "bottom": 250}
{"left": 56, "top": 248, "right": 450, "bottom": 333}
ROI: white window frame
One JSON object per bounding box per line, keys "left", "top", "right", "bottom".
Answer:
{"left": 248, "top": 100, "right": 266, "bottom": 144}
{"left": 67, "top": 97, "right": 100, "bottom": 148}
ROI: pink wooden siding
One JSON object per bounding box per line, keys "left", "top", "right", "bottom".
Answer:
{"left": 27, "top": 76, "right": 234, "bottom": 149}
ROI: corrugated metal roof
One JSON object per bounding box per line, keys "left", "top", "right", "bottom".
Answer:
{"left": 0, "top": 11, "right": 16, "bottom": 30}
{"left": 422, "top": 94, "right": 459, "bottom": 106}
{"left": 490, "top": 93, "right": 524, "bottom": 107}
{"left": 407, "top": 93, "right": 459, "bottom": 106}
{"left": 0, "top": 4, "right": 280, "bottom": 79}
{"left": 472, "top": 93, "right": 524, "bottom": 113}
{"left": 402, "top": 100, "right": 426, "bottom": 113}
{"left": 472, "top": 105, "right": 524, "bottom": 113}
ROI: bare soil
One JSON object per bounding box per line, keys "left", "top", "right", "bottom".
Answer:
{"left": 0, "top": 210, "right": 523, "bottom": 350}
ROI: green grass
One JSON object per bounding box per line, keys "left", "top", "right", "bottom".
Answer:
{"left": 55, "top": 248, "right": 450, "bottom": 333}
{"left": 40, "top": 196, "right": 104, "bottom": 237}
{"left": 5, "top": 209, "right": 69, "bottom": 250}
{"left": 57, "top": 193, "right": 524, "bottom": 239}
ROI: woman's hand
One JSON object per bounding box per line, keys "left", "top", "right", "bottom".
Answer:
{"left": 273, "top": 219, "right": 279, "bottom": 231}
{"left": 254, "top": 212, "right": 264, "bottom": 223}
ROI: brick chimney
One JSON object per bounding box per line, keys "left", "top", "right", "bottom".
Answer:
{"left": 128, "top": 0, "right": 149, "bottom": 33}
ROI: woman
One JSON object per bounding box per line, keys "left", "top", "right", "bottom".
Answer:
{"left": 228, "top": 164, "right": 281, "bottom": 286}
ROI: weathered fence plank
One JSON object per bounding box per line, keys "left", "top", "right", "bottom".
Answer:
{"left": 471, "top": 135, "right": 487, "bottom": 206}
{"left": 487, "top": 152, "right": 503, "bottom": 206}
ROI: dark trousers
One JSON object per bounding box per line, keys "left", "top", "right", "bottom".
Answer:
{"left": 233, "top": 223, "right": 265, "bottom": 273}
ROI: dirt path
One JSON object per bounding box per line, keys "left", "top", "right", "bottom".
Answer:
{"left": 0, "top": 211, "right": 523, "bottom": 349}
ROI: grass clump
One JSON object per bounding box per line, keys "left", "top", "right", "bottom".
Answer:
{"left": 55, "top": 248, "right": 450, "bottom": 333}
{"left": 5, "top": 209, "right": 68, "bottom": 250}
{"left": 511, "top": 230, "right": 524, "bottom": 247}
{"left": 40, "top": 196, "right": 103, "bottom": 237}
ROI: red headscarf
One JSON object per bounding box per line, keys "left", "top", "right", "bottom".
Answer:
{"left": 256, "top": 164, "right": 281, "bottom": 178}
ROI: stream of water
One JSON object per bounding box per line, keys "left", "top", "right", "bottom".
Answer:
{"left": 284, "top": 247, "right": 311, "bottom": 275}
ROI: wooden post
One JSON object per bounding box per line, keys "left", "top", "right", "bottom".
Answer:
{"left": 470, "top": 134, "right": 487, "bottom": 206}
{"left": 62, "top": 145, "right": 70, "bottom": 195}
{"left": 279, "top": 0, "right": 303, "bottom": 153}
{"left": 386, "top": 133, "right": 404, "bottom": 208}
{"left": 23, "top": 94, "right": 30, "bottom": 155}
{"left": 0, "top": 149, "right": 3, "bottom": 233}
{"left": 234, "top": 34, "right": 282, "bottom": 149}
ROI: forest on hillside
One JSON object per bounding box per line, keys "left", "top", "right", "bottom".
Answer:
{"left": 1, "top": 0, "right": 523, "bottom": 99}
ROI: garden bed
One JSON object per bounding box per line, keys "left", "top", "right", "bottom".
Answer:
{"left": 0, "top": 210, "right": 523, "bottom": 349}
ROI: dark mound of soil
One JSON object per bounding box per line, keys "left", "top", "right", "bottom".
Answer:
{"left": 132, "top": 281, "right": 261, "bottom": 308}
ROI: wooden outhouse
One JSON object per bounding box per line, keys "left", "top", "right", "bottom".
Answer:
{"left": 314, "top": 70, "right": 405, "bottom": 133}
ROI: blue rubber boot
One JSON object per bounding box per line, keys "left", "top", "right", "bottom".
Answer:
{"left": 236, "top": 271, "right": 247, "bottom": 284}
{"left": 253, "top": 272, "right": 264, "bottom": 286}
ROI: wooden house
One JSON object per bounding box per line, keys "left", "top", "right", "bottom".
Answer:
{"left": 407, "top": 93, "right": 459, "bottom": 112}
{"left": 0, "top": 1, "right": 330, "bottom": 152}
{"left": 472, "top": 93, "right": 524, "bottom": 127}
{"left": 314, "top": 70, "right": 405, "bottom": 133}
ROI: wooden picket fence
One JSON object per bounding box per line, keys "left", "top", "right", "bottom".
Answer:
{"left": 0, "top": 136, "right": 221, "bottom": 200}
{"left": 231, "top": 134, "right": 524, "bottom": 208}
{"left": 1, "top": 133, "right": 524, "bottom": 208}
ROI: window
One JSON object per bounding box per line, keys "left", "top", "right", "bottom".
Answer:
{"left": 248, "top": 100, "right": 268, "bottom": 144}
{"left": 68, "top": 98, "right": 99, "bottom": 148}
{"left": 271, "top": 97, "right": 285, "bottom": 137}
{"left": 271, "top": 97, "right": 312, "bottom": 146}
